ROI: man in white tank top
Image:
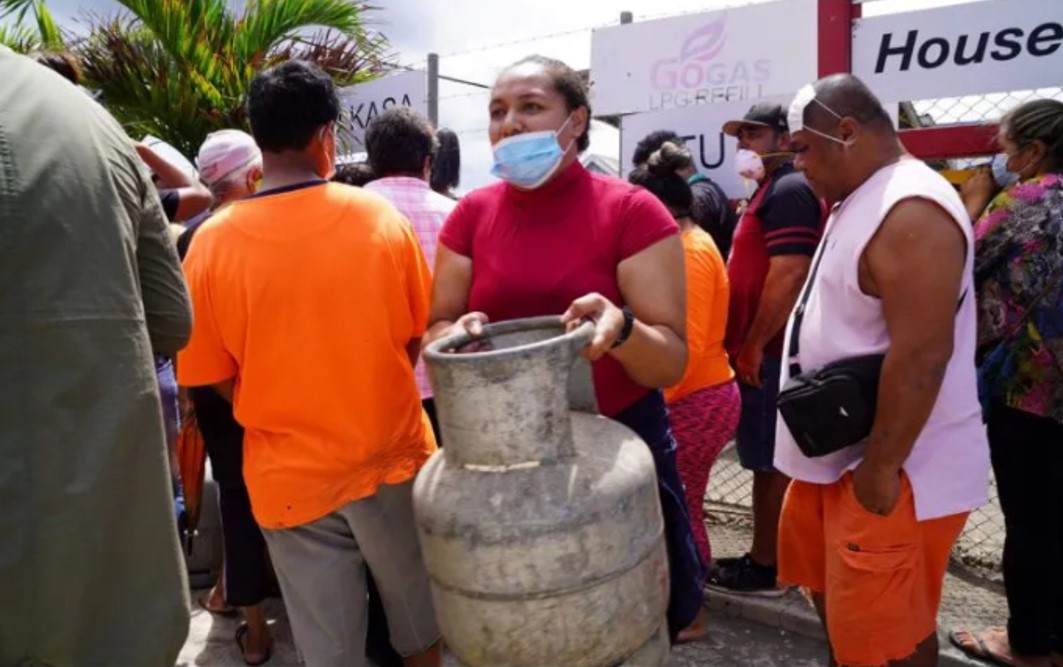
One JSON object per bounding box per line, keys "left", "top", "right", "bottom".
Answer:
{"left": 774, "top": 75, "right": 990, "bottom": 667}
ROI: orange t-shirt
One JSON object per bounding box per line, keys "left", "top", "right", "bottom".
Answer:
{"left": 178, "top": 182, "right": 436, "bottom": 529}
{"left": 664, "top": 226, "right": 734, "bottom": 404}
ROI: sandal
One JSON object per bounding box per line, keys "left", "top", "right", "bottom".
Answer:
{"left": 949, "top": 627, "right": 1045, "bottom": 667}
{"left": 197, "top": 590, "right": 236, "bottom": 616}
{"left": 235, "top": 623, "right": 272, "bottom": 666}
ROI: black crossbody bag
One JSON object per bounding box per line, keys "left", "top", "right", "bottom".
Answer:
{"left": 777, "top": 239, "right": 971, "bottom": 458}
{"left": 776, "top": 238, "right": 885, "bottom": 458}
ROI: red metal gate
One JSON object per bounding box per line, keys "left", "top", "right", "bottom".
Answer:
{"left": 816, "top": 0, "right": 1001, "bottom": 160}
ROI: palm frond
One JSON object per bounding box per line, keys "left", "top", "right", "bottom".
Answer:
{"left": 112, "top": 0, "right": 227, "bottom": 67}
{"left": 277, "top": 29, "right": 390, "bottom": 86}
{"left": 33, "top": 0, "right": 62, "bottom": 49}
{"left": 0, "top": 0, "right": 63, "bottom": 50}
{"left": 233, "top": 0, "right": 374, "bottom": 63}
{"left": 73, "top": 0, "right": 393, "bottom": 158}
{"left": 0, "top": 0, "right": 35, "bottom": 24}
{"left": 0, "top": 19, "right": 39, "bottom": 52}
{"left": 78, "top": 17, "right": 220, "bottom": 156}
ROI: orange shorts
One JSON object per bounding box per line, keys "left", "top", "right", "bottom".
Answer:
{"left": 778, "top": 472, "right": 968, "bottom": 667}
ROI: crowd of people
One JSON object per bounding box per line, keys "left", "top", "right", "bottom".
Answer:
{"left": 2, "top": 41, "right": 1062, "bottom": 667}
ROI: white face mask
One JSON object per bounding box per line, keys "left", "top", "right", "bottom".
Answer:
{"left": 788, "top": 83, "right": 855, "bottom": 147}
{"left": 734, "top": 148, "right": 793, "bottom": 184}
{"left": 735, "top": 149, "right": 765, "bottom": 181}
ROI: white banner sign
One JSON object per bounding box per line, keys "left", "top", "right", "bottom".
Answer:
{"left": 853, "top": 0, "right": 1063, "bottom": 102}
{"left": 620, "top": 98, "right": 899, "bottom": 200}
{"left": 337, "top": 71, "right": 428, "bottom": 158}
{"left": 591, "top": 0, "right": 818, "bottom": 117}
{"left": 620, "top": 97, "right": 791, "bottom": 200}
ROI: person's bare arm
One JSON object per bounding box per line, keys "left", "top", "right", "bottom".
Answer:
{"left": 425, "top": 246, "right": 486, "bottom": 343}
{"left": 135, "top": 142, "right": 212, "bottom": 221}
{"left": 960, "top": 166, "right": 998, "bottom": 223}
{"left": 564, "top": 235, "right": 688, "bottom": 388}
{"left": 135, "top": 142, "right": 197, "bottom": 189}
{"left": 430, "top": 234, "right": 688, "bottom": 388}
{"left": 614, "top": 235, "right": 688, "bottom": 387}
{"left": 853, "top": 198, "right": 968, "bottom": 515}
{"left": 735, "top": 255, "right": 811, "bottom": 387}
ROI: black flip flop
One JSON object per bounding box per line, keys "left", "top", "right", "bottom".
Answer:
{"left": 235, "top": 623, "right": 272, "bottom": 667}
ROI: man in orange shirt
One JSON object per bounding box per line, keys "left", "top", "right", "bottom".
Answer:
{"left": 178, "top": 61, "right": 441, "bottom": 667}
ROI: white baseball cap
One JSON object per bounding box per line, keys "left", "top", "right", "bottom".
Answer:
{"left": 196, "top": 130, "right": 261, "bottom": 186}
{"left": 788, "top": 84, "right": 819, "bottom": 134}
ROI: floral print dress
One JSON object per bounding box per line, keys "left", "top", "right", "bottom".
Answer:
{"left": 974, "top": 172, "right": 1063, "bottom": 424}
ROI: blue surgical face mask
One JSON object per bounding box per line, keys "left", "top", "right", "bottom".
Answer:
{"left": 490, "top": 115, "right": 574, "bottom": 189}
{"left": 990, "top": 152, "right": 1021, "bottom": 189}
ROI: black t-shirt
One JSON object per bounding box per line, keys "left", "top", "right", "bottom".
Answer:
{"left": 689, "top": 175, "right": 738, "bottom": 260}
{"left": 159, "top": 189, "right": 180, "bottom": 222}
{"left": 755, "top": 165, "right": 823, "bottom": 258}
{"left": 725, "top": 162, "right": 825, "bottom": 358}
{"left": 175, "top": 212, "right": 209, "bottom": 260}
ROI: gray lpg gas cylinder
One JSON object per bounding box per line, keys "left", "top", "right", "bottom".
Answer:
{"left": 414, "top": 316, "right": 669, "bottom": 667}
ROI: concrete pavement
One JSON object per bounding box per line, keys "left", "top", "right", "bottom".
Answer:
{"left": 705, "top": 515, "right": 1005, "bottom": 667}
{"left": 176, "top": 480, "right": 1006, "bottom": 666}
{"left": 177, "top": 593, "right": 829, "bottom": 667}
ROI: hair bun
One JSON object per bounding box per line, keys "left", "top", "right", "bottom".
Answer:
{"left": 647, "top": 141, "right": 693, "bottom": 176}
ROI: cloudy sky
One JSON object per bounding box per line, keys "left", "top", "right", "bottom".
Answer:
{"left": 42, "top": 0, "right": 971, "bottom": 190}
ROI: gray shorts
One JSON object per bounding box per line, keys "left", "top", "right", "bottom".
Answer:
{"left": 262, "top": 480, "right": 439, "bottom": 667}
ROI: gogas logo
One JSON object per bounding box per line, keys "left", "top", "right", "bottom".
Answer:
{"left": 648, "top": 15, "right": 771, "bottom": 109}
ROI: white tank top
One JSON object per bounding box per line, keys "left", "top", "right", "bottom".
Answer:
{"left": 774, "top": 158, "right": 989, "bottom": 521}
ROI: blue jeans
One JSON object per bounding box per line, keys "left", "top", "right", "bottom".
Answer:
{"left": 613, "top": 391, "right": 706, "bottom": 641}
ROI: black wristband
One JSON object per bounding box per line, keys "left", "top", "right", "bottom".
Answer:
{"left": 611, "top": 306, "right": 635, "bottom": 349}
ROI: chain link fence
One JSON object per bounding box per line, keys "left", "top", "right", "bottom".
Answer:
{"left": 909, "top": 88, "right": 1063, "bottom": 128}
{"left": 704, "top": 444, "right": 1004, "bottom": 578}
{"left": 704, "top": 86, "right": 1063, "bottom": 580}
